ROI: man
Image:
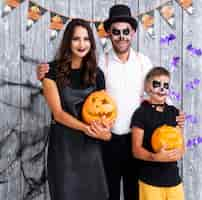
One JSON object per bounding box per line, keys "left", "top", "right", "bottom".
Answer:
{"left": 37, "top": 5, "right": 185, "bottom": 200}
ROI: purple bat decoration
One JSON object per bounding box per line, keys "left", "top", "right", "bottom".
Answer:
{"left": 160, "top": 33, "right": 176, "bottom": 45}
{"left": 185, "top": 78, "right": 200, "bottom": 91}
{"left": 171, "top": 56, "right": 180, "bottom": 66}
{"left": 193, "top": 78, "right": 200, "bottom": 85}
{"left": 185, "top": 114, "right": 198, "bottom": 124}
{"left": 185, "top": 82, "right": 194, "bottom": 90}
{"left": 186, "top": 44, "right": 202, "bottom": 56}
{"left": 187, "top": 136, "right": 202, "bottom": 148}
{"left": 170, "top": 56, "right": 180, "bottom": 71}
{"left": 168, "top": 90, "right": 181, "bottom": 101}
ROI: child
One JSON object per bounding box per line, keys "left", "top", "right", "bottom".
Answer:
{"left": 130, "top": 67, "right": 185, "bottom": 200}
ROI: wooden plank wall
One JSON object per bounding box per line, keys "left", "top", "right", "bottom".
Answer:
{"left": 0, "top": 0, "right": 202, "bottom": 199}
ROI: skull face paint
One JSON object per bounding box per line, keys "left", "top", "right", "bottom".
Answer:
{"left": 109, "top": 22, "right": 135, "bottom": 54}
{"left": 146, "top": 75, "right": 170, "bottom": 104}
{"left": 151, "top": 80, "right": 169, "bottom": 95}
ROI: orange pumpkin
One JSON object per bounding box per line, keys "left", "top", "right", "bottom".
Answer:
{"left": 82, "top": 90, "right": 117, "bottom": 124}
{"left": 151, "top": 125, "right": 183, "bottom": 152}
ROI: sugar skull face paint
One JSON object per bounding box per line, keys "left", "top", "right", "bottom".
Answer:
{"left": 111, "top": 28, "right": 131, "bottom": 37}
{"left": 150, "top": 79, "right": 169, "bottom": 96}
{"left": 146, "top": 75, "right": 170, "bottom": 104}
{"left": 152, "top": 80, "right": 169, "bottom": 91}
{"left": 109, "top": 22, "right": 135, "bottom": 54}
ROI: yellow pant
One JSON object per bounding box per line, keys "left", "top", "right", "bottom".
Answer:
{"left": 139, "top": 180, "right": 184, "bottom": 200}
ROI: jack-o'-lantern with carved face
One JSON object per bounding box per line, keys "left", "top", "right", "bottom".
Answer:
{"left": 151, "top": 125, "right": 183, "bottom": 152}
{"left": 82, "top": 91, "right": 117, "bottom": 124}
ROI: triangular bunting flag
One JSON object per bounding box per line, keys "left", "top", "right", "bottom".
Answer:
{"left": 94, "top": 21, "right": 109, "bottom": 49}
{"left": 176, "top": 0, "right": 193, "bottom": 14}
{"left": 139, "top": 10, "right": 155, "bottom": 38}
{"left": 49, "top": 12, "right": 69, "bottom": 40}
{"left": 94, "top": 21, "right": 108, "bottom": 38}
{"left": 159, "top": 0, "right": 176, "bottom": 29}
{"left": 2, "top": 0, "right": 25, "bottom": 17}
{"left": 26, "top": 1, "right": 47, "bottom": 31}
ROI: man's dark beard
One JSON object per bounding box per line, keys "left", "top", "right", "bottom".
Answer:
{"left": 112, "top": 40, "right": 131, "bottom": 54}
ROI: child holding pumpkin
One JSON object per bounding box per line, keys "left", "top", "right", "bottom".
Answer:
{"left": 130, "top": 67, "right": 185, "bottom": 200}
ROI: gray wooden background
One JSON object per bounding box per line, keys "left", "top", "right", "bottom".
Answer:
{"left": 0, "top": 0, "right": 202, "bottom": 199}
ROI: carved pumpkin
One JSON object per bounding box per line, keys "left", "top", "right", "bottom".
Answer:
{"left": 151, "top": 125, "right": 183, "bottom": 152}
{"left": 82, "top": 91, "right": 117, "bottom": 124}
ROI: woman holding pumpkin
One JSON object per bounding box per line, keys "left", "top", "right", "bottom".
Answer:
{"left": 42, "top": 18, "right": 111, "bottom": 200}
{"left": 130, "top": 67, "right": 185, "bottom": 200}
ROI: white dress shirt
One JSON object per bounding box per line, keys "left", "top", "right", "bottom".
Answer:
{"left": 98, "top": 48, "right": 153, "bottom": 135}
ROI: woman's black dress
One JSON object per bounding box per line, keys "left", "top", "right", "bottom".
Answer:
{"left": 45, "top": 62, "right": 108, "bottom": 200}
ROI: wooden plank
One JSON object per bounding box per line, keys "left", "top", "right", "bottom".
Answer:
{"left": 159, "top": 0, "right": 183, "bottom": 109}
{"left": 138, "top": 0, "right": 161, "bottom": 65}
{"left": 93, "top": 0, "right": 115, "bottom": 55}
{"left": 159, "top": 0, "right": 184, "bottom": 189}
{"left": 128, "top": 0, "right": 139, "bottom": 51}
{"left": 43, "top": 1, "right": 70, "bottom": 199}
{"left": 70, "top": 0, "right": 92, "bottom": 19}
{"left": 0, "top": 1, "right": 22, "bottom": 199}
{"left": 44, "top": 0, "right": 70, "bottom": 62}
{"left": 182, "top": 0, "right": 202, "bottom": 199}
{"left": 19, "top": 0, "right": 54, "bottom": 199}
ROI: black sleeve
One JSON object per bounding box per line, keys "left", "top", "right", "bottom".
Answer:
{"left": 130, "top": 107, "right": 145, "bottom": 130}
{"left": 44, "top": 61, "right": 57, "bottom": 81}
{"left": 169, "top": 105, "right": 180, "bottom": 126}
{"left": 96, "top": 67, "right": 106, "bottom": 90}
{"left": 173, "top": 106, "right": 180, "bottom": 116}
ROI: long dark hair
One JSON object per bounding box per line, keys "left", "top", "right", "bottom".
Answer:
{"left": 55, "top": 18, "right": 97, "bottom": 89}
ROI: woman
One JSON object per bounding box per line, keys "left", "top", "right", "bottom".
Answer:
{"left": 42, "top": 19, "right": 110, "bottom": 200}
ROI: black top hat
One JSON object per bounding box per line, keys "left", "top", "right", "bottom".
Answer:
{"left": 104, "top": 4, "right": 138, "bottom": 32}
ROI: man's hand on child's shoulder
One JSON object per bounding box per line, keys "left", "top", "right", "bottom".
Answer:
{"left": 176, "top": 111, "right": 185, "bottom": 128}
{"left": 36, "top": 63, "right": 49, "bottom": 81}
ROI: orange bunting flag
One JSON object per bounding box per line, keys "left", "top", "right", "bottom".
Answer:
{"left": 159, "top": 1, "right": 175, "bottom": 28}
{"left": 26, "top": 1, "right": 47, "bottom": 31}
{"left": 2, "top": 0, "right": 25, "bottom": 17}
{"left": 94, "top": 21, "right": 109, "bottom": 49}
{"left": 177, "top": 0, "right": 193, "bottom": 14}
{"left": 49, "top": 12, "right": 69, "bottom": 40}
{"left": 139, "top": 10, "right": 155, "bottom": 38}
{"left": 94, "top": 21, "right": 108, "bottom": 38}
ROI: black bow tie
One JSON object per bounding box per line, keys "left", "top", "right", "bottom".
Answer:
{"left": 151, "top": 103, "right": 165, "bottom": 108}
